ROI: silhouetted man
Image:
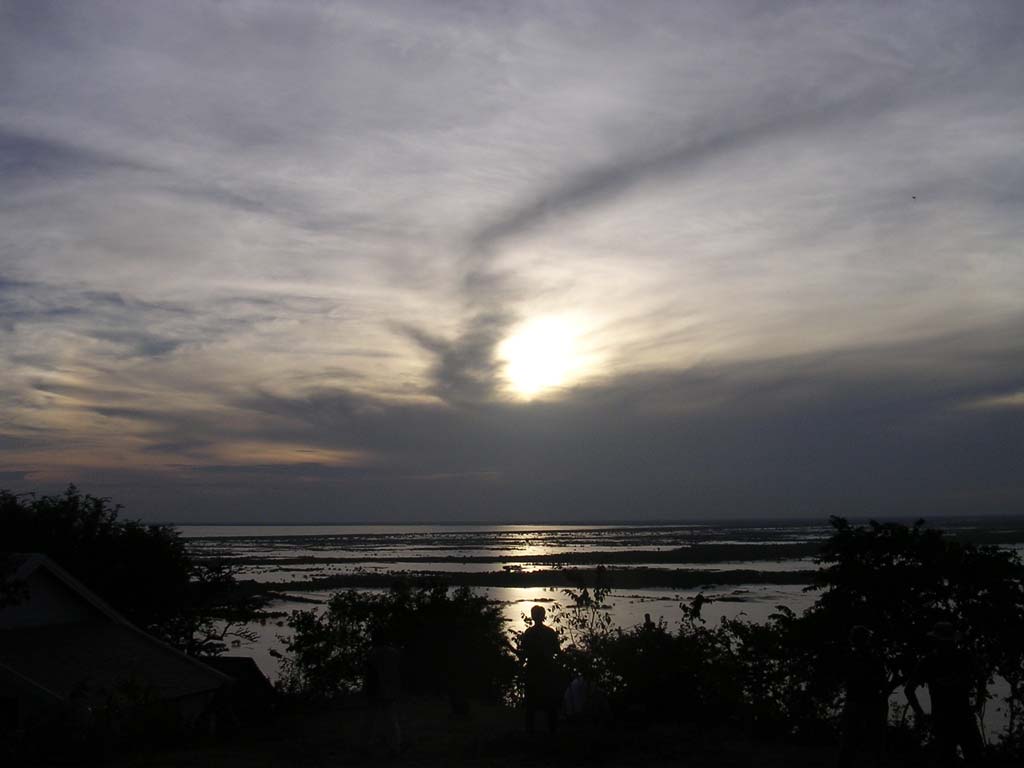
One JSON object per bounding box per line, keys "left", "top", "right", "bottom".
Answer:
{"left": 520, "top": 605, "right": 562, "bottom": 733}
{"left": 905, "top": 621, "right": 984, "bottom": 767}
{"left": 837, "top": 625, "right": 888, "bottom": 768}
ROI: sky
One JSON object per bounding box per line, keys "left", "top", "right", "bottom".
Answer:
{"left": 1, "top": 0, "right": 1022, "bottom": 522}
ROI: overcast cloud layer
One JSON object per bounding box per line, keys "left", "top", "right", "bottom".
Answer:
{"left": 1, "top": 1, "right": 1022, "bottom": 521}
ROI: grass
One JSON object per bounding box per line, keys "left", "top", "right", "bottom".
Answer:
{"left": 111, "top": 696, "right": 903, "bottom": 768}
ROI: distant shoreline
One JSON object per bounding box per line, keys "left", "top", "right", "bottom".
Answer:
{"left": 170, "top": 514, "right": 1024, "bottom": 528}
{"left": 185, "top": 519, "right": 1024, "bottom": 604}
{"left": 246, "top": 567, "right": 817, "bottom": 593}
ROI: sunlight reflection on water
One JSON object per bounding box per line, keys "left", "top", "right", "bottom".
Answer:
{"left": 202, "top": 521, "right": 1020, "bottom": 741}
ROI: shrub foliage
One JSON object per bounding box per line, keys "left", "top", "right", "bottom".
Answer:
{"left": 279, "top": 582, "right": 518, "bottom": 704}
{"left": 282, "top": 516, "right": 1024, "bottom": 758}
{"left": 0, "top": 485, "right": 260, "bottom": 655}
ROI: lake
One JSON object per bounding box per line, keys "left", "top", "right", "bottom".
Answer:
{"left": 177, "top": 518, "right": 1024, "bottom": 739}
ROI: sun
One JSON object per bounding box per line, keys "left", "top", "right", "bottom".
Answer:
{"left": 497, "top": 317, "right": 580, "bottom": 399}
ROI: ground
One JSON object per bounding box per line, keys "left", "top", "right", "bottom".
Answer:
{"left": 106, "top": 696, "right": 942, "bottom": 768}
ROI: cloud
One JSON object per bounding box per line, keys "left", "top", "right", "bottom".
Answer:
{"left": 0, "top": 129, "right": 151, "bottom": 182}
{"left": 399, "top": 311, "right": 515, "bottom": 405}
{"left": 470, "top": 86, "right": 903, "bottom": 255}
{"left": 10, "top": 315, "right": 1015, "bottom": 522}
{"left": 1, "top": 1, "right": 1023, "bottom": 520}
{"left": 965, "top": 391, "right": 1024, "bottom": 410}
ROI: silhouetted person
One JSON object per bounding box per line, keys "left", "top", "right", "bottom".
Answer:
{"left": 643, "top": 613, "right": 656, "bottom": 631}
{"left": 520, "top": 605, "right": 562, "bottom": 733}
{"left": 363, "top": 633, "right": 403, "bottom": 755}
{"left": 905, "top": 622, "right": 984, "bottom": 767}
{"left": 837, "top": 625, "right": 888, "bottom": 768}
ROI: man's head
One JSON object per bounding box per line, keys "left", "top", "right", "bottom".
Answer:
{"left": 530, "top": 605, "right": 547, "bottom": 625}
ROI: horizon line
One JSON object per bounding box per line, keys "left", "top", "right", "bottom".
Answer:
{"left": 166, "top": 513, "right": 1024, "bottom": 527}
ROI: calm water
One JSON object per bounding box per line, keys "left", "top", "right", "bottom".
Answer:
{"left": 179, "top": 520, "right": 1019, "bottom": 738}
{"left": 180, "top": 522, "right": 826, "bottom": 680}
{"left": 179, "top": 521, "right": 827, "bottom": 567}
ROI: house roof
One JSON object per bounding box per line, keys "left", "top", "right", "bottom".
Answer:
{"left": 1, "top": 554, "right": 230, "bottom": 704}
{"left": 9, "top": 553, "right": 134, "bottom": 626}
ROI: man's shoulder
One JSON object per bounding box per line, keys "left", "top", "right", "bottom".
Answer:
{"left": 538, "top": 624, "right": 559, "bottom": 643}
{"left": 524, "top": 624, "right": 557, "bottom": 640}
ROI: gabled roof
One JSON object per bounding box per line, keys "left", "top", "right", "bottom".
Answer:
{"left": 9, "top": 553, "right": 130, "bottom": 626}
{"left": 1, "top": 553, "right": 230, "bottom": 703}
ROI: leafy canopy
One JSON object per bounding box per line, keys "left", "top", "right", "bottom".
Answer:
{"left": 0, "top": 485, "right": 260, "bottom": 655}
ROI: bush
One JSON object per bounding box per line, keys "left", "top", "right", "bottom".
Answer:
{"left": 808, "top": 516, "right": 1024, "bottom": 753}
{"left": 544, "top": 518, "right": 1024, "bottom": 755}
{"left": 547, "top": 588, "right": 808, "bottom": 733}
{"left": 276, "top": 517, "right": 1024, "bottom": 760}
{"left": 278, "top": 582, "right": 518, "bottom": 705}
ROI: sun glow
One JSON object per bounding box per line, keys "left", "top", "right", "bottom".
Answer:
{"left": 498, "top": 317, "right": 587, "bottom": 399}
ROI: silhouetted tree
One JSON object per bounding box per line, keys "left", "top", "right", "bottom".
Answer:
{"left": 807, "top": 516, "right": 1024, "bottom": 752}
{"left": 0, "top": 551, "right": 26, "bottom": 608}
{"left": 279, "top": 582, "right": 517, "bottom": 704}
{"left": 0, "top": 485, "right": 260, "bottom": 654}
{"left": 276, "top": 517, "right": 1024, "bottom": 761}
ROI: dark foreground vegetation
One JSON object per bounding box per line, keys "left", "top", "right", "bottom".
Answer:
{"left": 0, "top": 486, "right": 263, "bottom": 654}
{"left": 266, "top": 516, "right": 1024, "bottom": 765}
{"left": 3, "top": 485, "right": 1024, "bottom": 765}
